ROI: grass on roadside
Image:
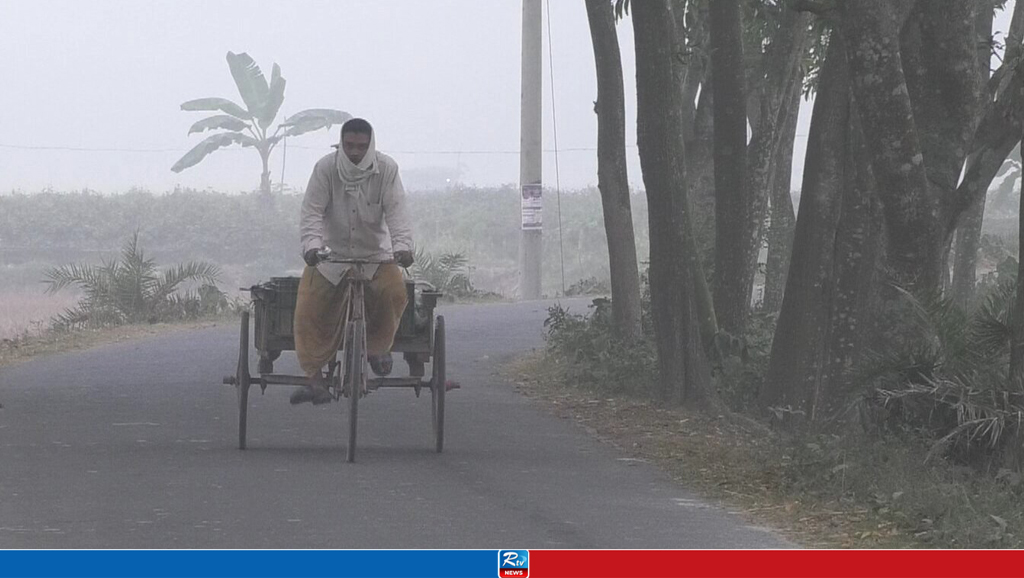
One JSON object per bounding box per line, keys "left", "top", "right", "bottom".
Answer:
{"left": 0, "top": 312, "right": 238, "bottom": 370}
{"left": 505, "top": 353, "right": 1024, "bottom": 549}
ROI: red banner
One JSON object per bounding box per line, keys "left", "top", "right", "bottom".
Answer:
{"left": 529, "top": 550, "right": 1024, "bottom": 578}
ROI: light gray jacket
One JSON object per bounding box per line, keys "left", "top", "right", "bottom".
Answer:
{"left": 299, "top": 150, "right": 413, "bottom": 284}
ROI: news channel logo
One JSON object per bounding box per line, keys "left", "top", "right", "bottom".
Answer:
{"left": 498, "top": 550, "right": 529, "bottom": 577}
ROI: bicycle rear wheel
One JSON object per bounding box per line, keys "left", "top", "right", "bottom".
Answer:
{"left": 431, "top": 316, "right": 446, "bottom": 453}
{"left": 237, "top": 311, "right": 251, "bottom": 450}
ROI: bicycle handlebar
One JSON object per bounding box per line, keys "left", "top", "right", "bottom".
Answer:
{"left": 321, "top": 258, "right": 397, "bottom": 265}
{"left": 316, "top": 247, "right": 395, "bottom": 265}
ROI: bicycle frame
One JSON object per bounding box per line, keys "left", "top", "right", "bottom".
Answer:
{"left": 322, "top": 258, "right": 395, "bottom": 401}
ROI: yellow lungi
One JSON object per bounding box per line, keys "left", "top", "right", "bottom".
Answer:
{"left": 293, "top": 264, "right": 408, "bottom": 377}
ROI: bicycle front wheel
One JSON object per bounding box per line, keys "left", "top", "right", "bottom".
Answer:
{"left": 346, "top": 319, "right": 365, "bottom": 463}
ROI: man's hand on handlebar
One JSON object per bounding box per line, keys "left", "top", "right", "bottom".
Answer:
{"left": 308, "top": 245, "right": 410, "bottom": 266}
{"left": 394, "top": 250, "right": 414, "bottom": 268}
{"left": 303, "top": 248, "right": 322, "bottom": 267}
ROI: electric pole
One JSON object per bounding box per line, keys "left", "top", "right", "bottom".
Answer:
{"left": 519, "top": 0, "right": 543, "bottom": 300}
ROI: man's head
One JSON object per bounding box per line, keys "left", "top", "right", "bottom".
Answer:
{"left": 340, "top": 118, "right": 373, "bottom": 165}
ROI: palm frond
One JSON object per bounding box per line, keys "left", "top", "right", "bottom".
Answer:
{"left": 152, "top": 261, "right": 221, "bottom": 303}
{"left": 438, "top": 251, "right": 469, "bottom": 272}
{"left": 972, "top": 278, "right": 1016, "bottom": 359}
{"left": 50, "top": 306, "right": 91, "bottom": 331}
{"left": 410, "top": 249, "right": 477, "bottom": 298}
{"left": 43, "top": 262, "right": 106, "bottom": 294}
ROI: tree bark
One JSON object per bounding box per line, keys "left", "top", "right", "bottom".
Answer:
{"left": 1010, "top": 130, "right": 1024, "bottom": 388}
{"left": 259, "top": 150, "right": 272, "bottom": 196}
{"left": 672, "top": 0, "right": 718, "bottom": 352}
{"left": 684, "top": 79, "right": 721, "bottom": 353}
{"left": 824, "top": 107, "right": 882, "bottom": 413}
{"left": 763, "top": 77, "right": 802, "bottom": 313}
{"left": 947, "top": 0, "right": 1024, "bottom": 235}
{"left": 633, "top": 0, "right": 716, "bottom": 407}
{"left": 675, "top": 0, "right": 708, "bottom": 145}
{"left": 585, "top": 0, "right": 643, "bottom": 343}
{"left": 685, "top": 0, "right": 716, "bottom": 268}
{"left": 762, "top": 34, "right": 849, "bottom": 415}
{"left": 838, "top": 0, "right": 941, "bottom": 291}
{"left": 951, "top": 4, "right": 997, "bottom": 307}
{"left": 745, "top": 5, "right": 811, "bottom": 314}
{"left": 709, "top": 0, "right": 751, "bottom": 335}
{"left": 687, "top": 78, "right": 716, "bottom": 267}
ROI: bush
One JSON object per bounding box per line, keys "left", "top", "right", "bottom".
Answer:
{"left": 544, "top": 298, "right": 658, "bottom": 396}
{"left": 564, "top": 276, "right": 611, "bottom": 297}
{"left": 43, "top": 232, "right": 224, "bottom": 330}
{"left": 715, "top": 310, "right": 778, "bottom": 412}
{"left": 859, "top": 283, "right": 1024, "bottom": 469}
{"left": 411, "top": 249, "right": 481, "bottom": 300}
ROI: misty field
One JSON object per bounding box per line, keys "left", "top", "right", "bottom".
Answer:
{"left": 0, "top": 186, "right": 654, "bottom": 338}
{"left": 0, "top": 288, "right": 79, "bottom": 341}
{"left": 2, "top": 184, "right": 1018, "bottom": 340}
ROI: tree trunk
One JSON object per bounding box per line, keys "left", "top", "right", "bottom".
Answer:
{"left": 947, "top": 0, "right": 1024, "bottom": 246}
{"left": 683, "top": 191, "right": 720, "bottom": 357}
{"left": 709, "top": 0, "right": 750, "bottom": 335}
{"left": 745, "top": 6, "right": 811, "bottom": 313}
{"left": 903, "top": 0, "right": 982, "bottom": 293}
{"left": 585, "top": 0, "right": 643, "bottom": 343}
{"left": 950, "top": 2, "right": 996, "bottom": 307}
{"left": 951, "top": 171, "right": 988, "bottom": 304}
{"left": 682, "top": 0, "right": 715, "bottom": 268}
{"left": 1010, "top": 131, "right": 1024, "bottom": 388}
{"left": 841, "top": 0, "right": 980, "bottom": 293}
{"left": 687, "top": 80, "right": 716, "bottom": 268}
{"left": 259, "top": 149, "right": 272, "bottom": 196}
{"left": 674, "top": 0, "right": 708, "bottom": 145}
{"left": 825, "top": 108, "right": 882, "bottom": 411}
{"left": 763, "top": 78, "right": 802, "bottom": 313}
{"left": 762, "top": 34, "right": 849, "bottom": 416}
{"left": 838, "top": 0, "right": 939, "bottom": 291}
{"left": 633, "top": 0, "right": 716, "bottom": 408}
{"left": 679, "top": 74, "right": 720, "bottom": 355}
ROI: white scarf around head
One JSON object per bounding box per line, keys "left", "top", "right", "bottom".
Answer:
{"left": 335, "top": 126, "right": 378, "bottom": 195}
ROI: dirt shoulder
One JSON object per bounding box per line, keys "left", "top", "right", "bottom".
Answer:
{"left": 0, "top": 315, "right": 236, "bottom": 370}
{"left": 504, "top": 353, "right": 1024, "bottom": 549}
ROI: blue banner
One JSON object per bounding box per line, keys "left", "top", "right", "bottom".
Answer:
{"left": 0, "top": 550, "right": 503, "bottom": 578}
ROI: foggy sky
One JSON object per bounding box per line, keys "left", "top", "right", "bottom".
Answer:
{"left": 0, "top": 1, "right": 1013, "bottom": 194}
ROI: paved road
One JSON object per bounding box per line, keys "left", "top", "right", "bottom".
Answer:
{"left": 0, "top": 299, "right": 794, "bottom": 548}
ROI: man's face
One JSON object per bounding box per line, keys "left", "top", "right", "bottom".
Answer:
{"left": 341, "top": 132, "right": 372, "bottom": 165}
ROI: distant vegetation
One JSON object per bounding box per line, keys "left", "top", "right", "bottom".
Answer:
{"left": 0, "top": 186, "right": 651, "bottom": 299}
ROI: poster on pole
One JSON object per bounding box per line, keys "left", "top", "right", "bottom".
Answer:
{"left": 521, "top": 183, "right": 542, "bottom": 230}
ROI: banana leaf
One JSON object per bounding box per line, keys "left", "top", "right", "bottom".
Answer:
{"left": 226, "top": 51, "right": 270, "bottom": 116}
{"left": 171, "top": 132, "right": 255, "bottom": 173}
{"left": 258, "top": 63, "right": 287, "bottom": 129}
{"left": 180, "top": 97, "right": 251, "bottom": 119}
{"left": 187, "top": 114, "right": 250, "bottom": 135}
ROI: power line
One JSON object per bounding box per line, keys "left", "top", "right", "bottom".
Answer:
{"left": 0, "top": 143, "right": 640, "bottom": 154}
{"left": 0, "top": 143, "right": 182, "bottom": 153}
{"left": 0, "top": 138, "right": 812, "bottom": 154}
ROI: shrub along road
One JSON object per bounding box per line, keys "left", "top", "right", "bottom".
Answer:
{"left": 0, "top": 299, "right": 793, "bottom": 548}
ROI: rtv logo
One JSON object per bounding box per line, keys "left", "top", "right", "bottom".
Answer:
{"left": 498, "top": 549, "right": 529, "bottom": 578}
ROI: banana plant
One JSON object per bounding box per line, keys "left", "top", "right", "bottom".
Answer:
{"left": 172, "top": 51, "right": 350, "bottom": 195}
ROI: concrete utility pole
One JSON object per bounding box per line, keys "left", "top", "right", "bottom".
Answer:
{"left": 519, "top": 0, "right": 543, "bottom": 300}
